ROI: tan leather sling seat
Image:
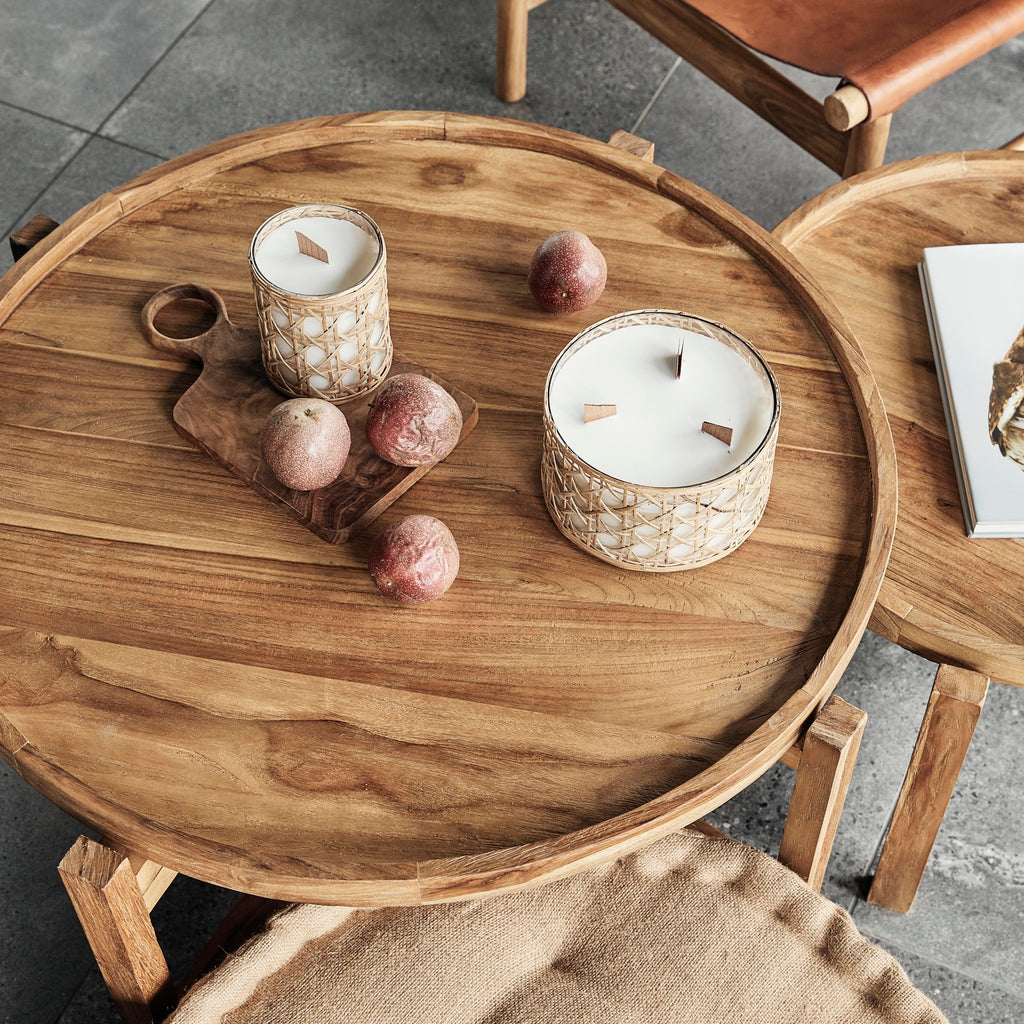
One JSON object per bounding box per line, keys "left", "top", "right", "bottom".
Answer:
{"left": 684, "top": 0, "right": 1024, "bottom": 120}
{"left": 497, "top": 0, "right": 1024, "bottom": 175}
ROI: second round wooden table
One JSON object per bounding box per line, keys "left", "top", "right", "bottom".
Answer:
{"left": 776, "top": 150, "right": 1024, "bottom": 911}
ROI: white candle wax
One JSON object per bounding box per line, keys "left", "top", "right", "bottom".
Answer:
{"left": 548, "top": 323, "right": 775, "bottom": 487}
{"left": 253, "top": 215, "right": 378, "bottom": 296}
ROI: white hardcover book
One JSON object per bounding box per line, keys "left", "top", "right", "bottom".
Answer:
{"left": 919, "top": 242, "right": 1024, "bottom": 537}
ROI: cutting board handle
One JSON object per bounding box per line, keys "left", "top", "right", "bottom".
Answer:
{"left": 142, "top": 283, "right": 233, "bottom": 361}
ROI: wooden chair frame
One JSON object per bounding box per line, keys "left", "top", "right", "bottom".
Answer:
{"left": 58, "top": 693, "right": 866, "bottom": 1024}
{"left": 497, "top": 0, "right": 896, "bottom": 177}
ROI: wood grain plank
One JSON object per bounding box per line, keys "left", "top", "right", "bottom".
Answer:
{"left": 5, "top": 629, "right": 727, "bottom": 869}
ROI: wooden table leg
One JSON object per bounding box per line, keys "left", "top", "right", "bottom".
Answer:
{"left": 867, "top": 663, "right": 989, "bottom": 913}
{"left": 778, "top": 695, "right": 867, "bottom": 891}
{"left": 607, "top": 129, "right": 656, "bottom": 161}
{"left": 9, "top": 214, "right": 59, "bottom": 260}
{"left": 496, "top": 0, "right": 530, "bottom": 101}
{"left": 58, "top": 837, "right": 175, "bottom": 1024}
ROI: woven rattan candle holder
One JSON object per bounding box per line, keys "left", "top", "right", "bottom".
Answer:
{"left": 541, "top": 310, "right": 781, "bottom": 572}
{"left": 250, "top": 204, "right": 392, "bottom": 403}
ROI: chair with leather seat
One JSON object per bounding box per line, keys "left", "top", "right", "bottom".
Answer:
{"left": 496, "top": 0, "right": 1024, "bottom": 177}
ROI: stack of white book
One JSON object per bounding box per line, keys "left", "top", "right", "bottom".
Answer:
{"left": 919, "top": 242, "right": 1024, "bottom": 537}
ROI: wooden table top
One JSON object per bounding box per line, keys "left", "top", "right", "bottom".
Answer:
{"left": 776, "top": 150, "right": 1024, "bottom": 689}
{"left": 0, "top": 112, "right": 893, "bottom": 904}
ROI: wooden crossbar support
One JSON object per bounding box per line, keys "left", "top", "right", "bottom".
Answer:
{"left": 59, "top": 837, "right": 175, "bottom": 1024}
{"left": 867, "top": 664, "right": 989, "bottom": 913}
{"left": 778, "top": 695, "right": 867, "bottom": 891}
{"left": 121, "top": 850, "right": 178, "bottom": 913}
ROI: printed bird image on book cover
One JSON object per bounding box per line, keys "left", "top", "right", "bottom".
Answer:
{"left": 989, "top": 324, "right": 1024, "bottom": 468}
{"left": 920, "top": 242, "right": 1024, "bottom": 537}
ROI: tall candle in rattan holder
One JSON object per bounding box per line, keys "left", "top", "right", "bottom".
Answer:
{"left": 541, "top": 310, "right": 781, "bottom": 572}
{"left": 250, "top": 204, "right": 392, "bottom": 402}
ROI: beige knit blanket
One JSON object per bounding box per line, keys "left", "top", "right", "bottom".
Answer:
{"left": 170, "top": 829, "right": 947, "bottom": 1024}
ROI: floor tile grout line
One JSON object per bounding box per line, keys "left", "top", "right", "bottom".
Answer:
{"left": 629, "top": 56, "right": 681, "bottom": 136}
{"left": 51, "top": 966, "right": 102, "bottom": 1024}
{"left": 1, "top": 128, "right": 173, "bottom": 260}
{"left": 91, "top": 0, "right": 219, "bottom": 144}
{"left": 0, "top": 97, "right": 96, "bottom": 138}
{"left": 1, "top": 0, "right": 214, "bottom": 258}
{"left": 2, "top": 133, "right": 94, "bottom": 253}
{"left": 2, "top": 126, "right": 170, "bottom": 229}
{"left": 0, "top": 96, "right": 169, "bottom": 164}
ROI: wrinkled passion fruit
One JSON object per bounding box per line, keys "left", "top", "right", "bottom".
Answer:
{"left": 259, "top": 397, "right": 350, "bottom": 490}
{"left": 365, "top": 373, "right": 462, "bottom": 467}
{"left": 527, "top": 230, "right": 607, "bottom": 313}
{"left": 368, "top": 515, "right": 460, "bottom": 605}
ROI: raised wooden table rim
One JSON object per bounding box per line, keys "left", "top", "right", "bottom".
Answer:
{"left": 0, "top": 111, "right": 895, "bottom": 904}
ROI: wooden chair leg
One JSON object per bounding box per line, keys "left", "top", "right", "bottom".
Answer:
{"left": 778, "top": 695, "right": 867, "bottom": 891}
{"left": 58, "top": 836, "right": 176, "bottom": 1024}
{"left": 867, "top": 664, "right": 989, "bottom": 913}
{"left": 496, "top": 0, "right": 531, "bottom": 101}
{"left": 842, "top": 114, "right": 892, "bottom": 177}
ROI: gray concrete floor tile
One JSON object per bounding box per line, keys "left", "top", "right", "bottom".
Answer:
{"left": 0, "top": 104, "right": 86, "bottom": 259}
{"left": 0, "top": 0, "right": 210, "bottom": 131}
{"left": 100, "top": 0, "right": 675, "bottom": 160}
{"left": 1, "top": 136, "right": 164, "bottom": 278}
{"left": 632, "top": 60, "right": 840, "bottom": 230}
{"left": 875, "top": 939, "right": 1024, "bottom": 1024}
{"left": 0, "top": 763, "right": 94, "bottom": 1024}
{"left": 50, "top": 969, "right": 115, "bottom": 1024}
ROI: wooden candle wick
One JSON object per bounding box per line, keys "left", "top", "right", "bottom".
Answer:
{"left": 701, "top": 421, "right": 733, "bottom": 447}
{"left": 295, "top": 230, "right": 330, "bottom": 264}
{"left": 675, "top": 337, "right": 684, "bottom": 379}
{"left": 584, "top": 403, "right": 617, "bottom": 423}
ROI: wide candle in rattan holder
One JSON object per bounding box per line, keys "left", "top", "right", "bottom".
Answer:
{"left": 541, "top": 310, "right": 781, "bottom": 572}
{"left": 250, "top": 204, "right": 392, "bottom": 402}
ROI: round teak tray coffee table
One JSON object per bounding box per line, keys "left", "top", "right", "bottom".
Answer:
{"left": 0, "top": 112, "right": 894, "bottom": 905}
{"left": 775, "top": 149, "right": 1024, "bottom": 911}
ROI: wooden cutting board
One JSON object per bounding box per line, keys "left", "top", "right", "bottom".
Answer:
{"left": 142, "top": 283, "right": 478, "bottom": 543}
